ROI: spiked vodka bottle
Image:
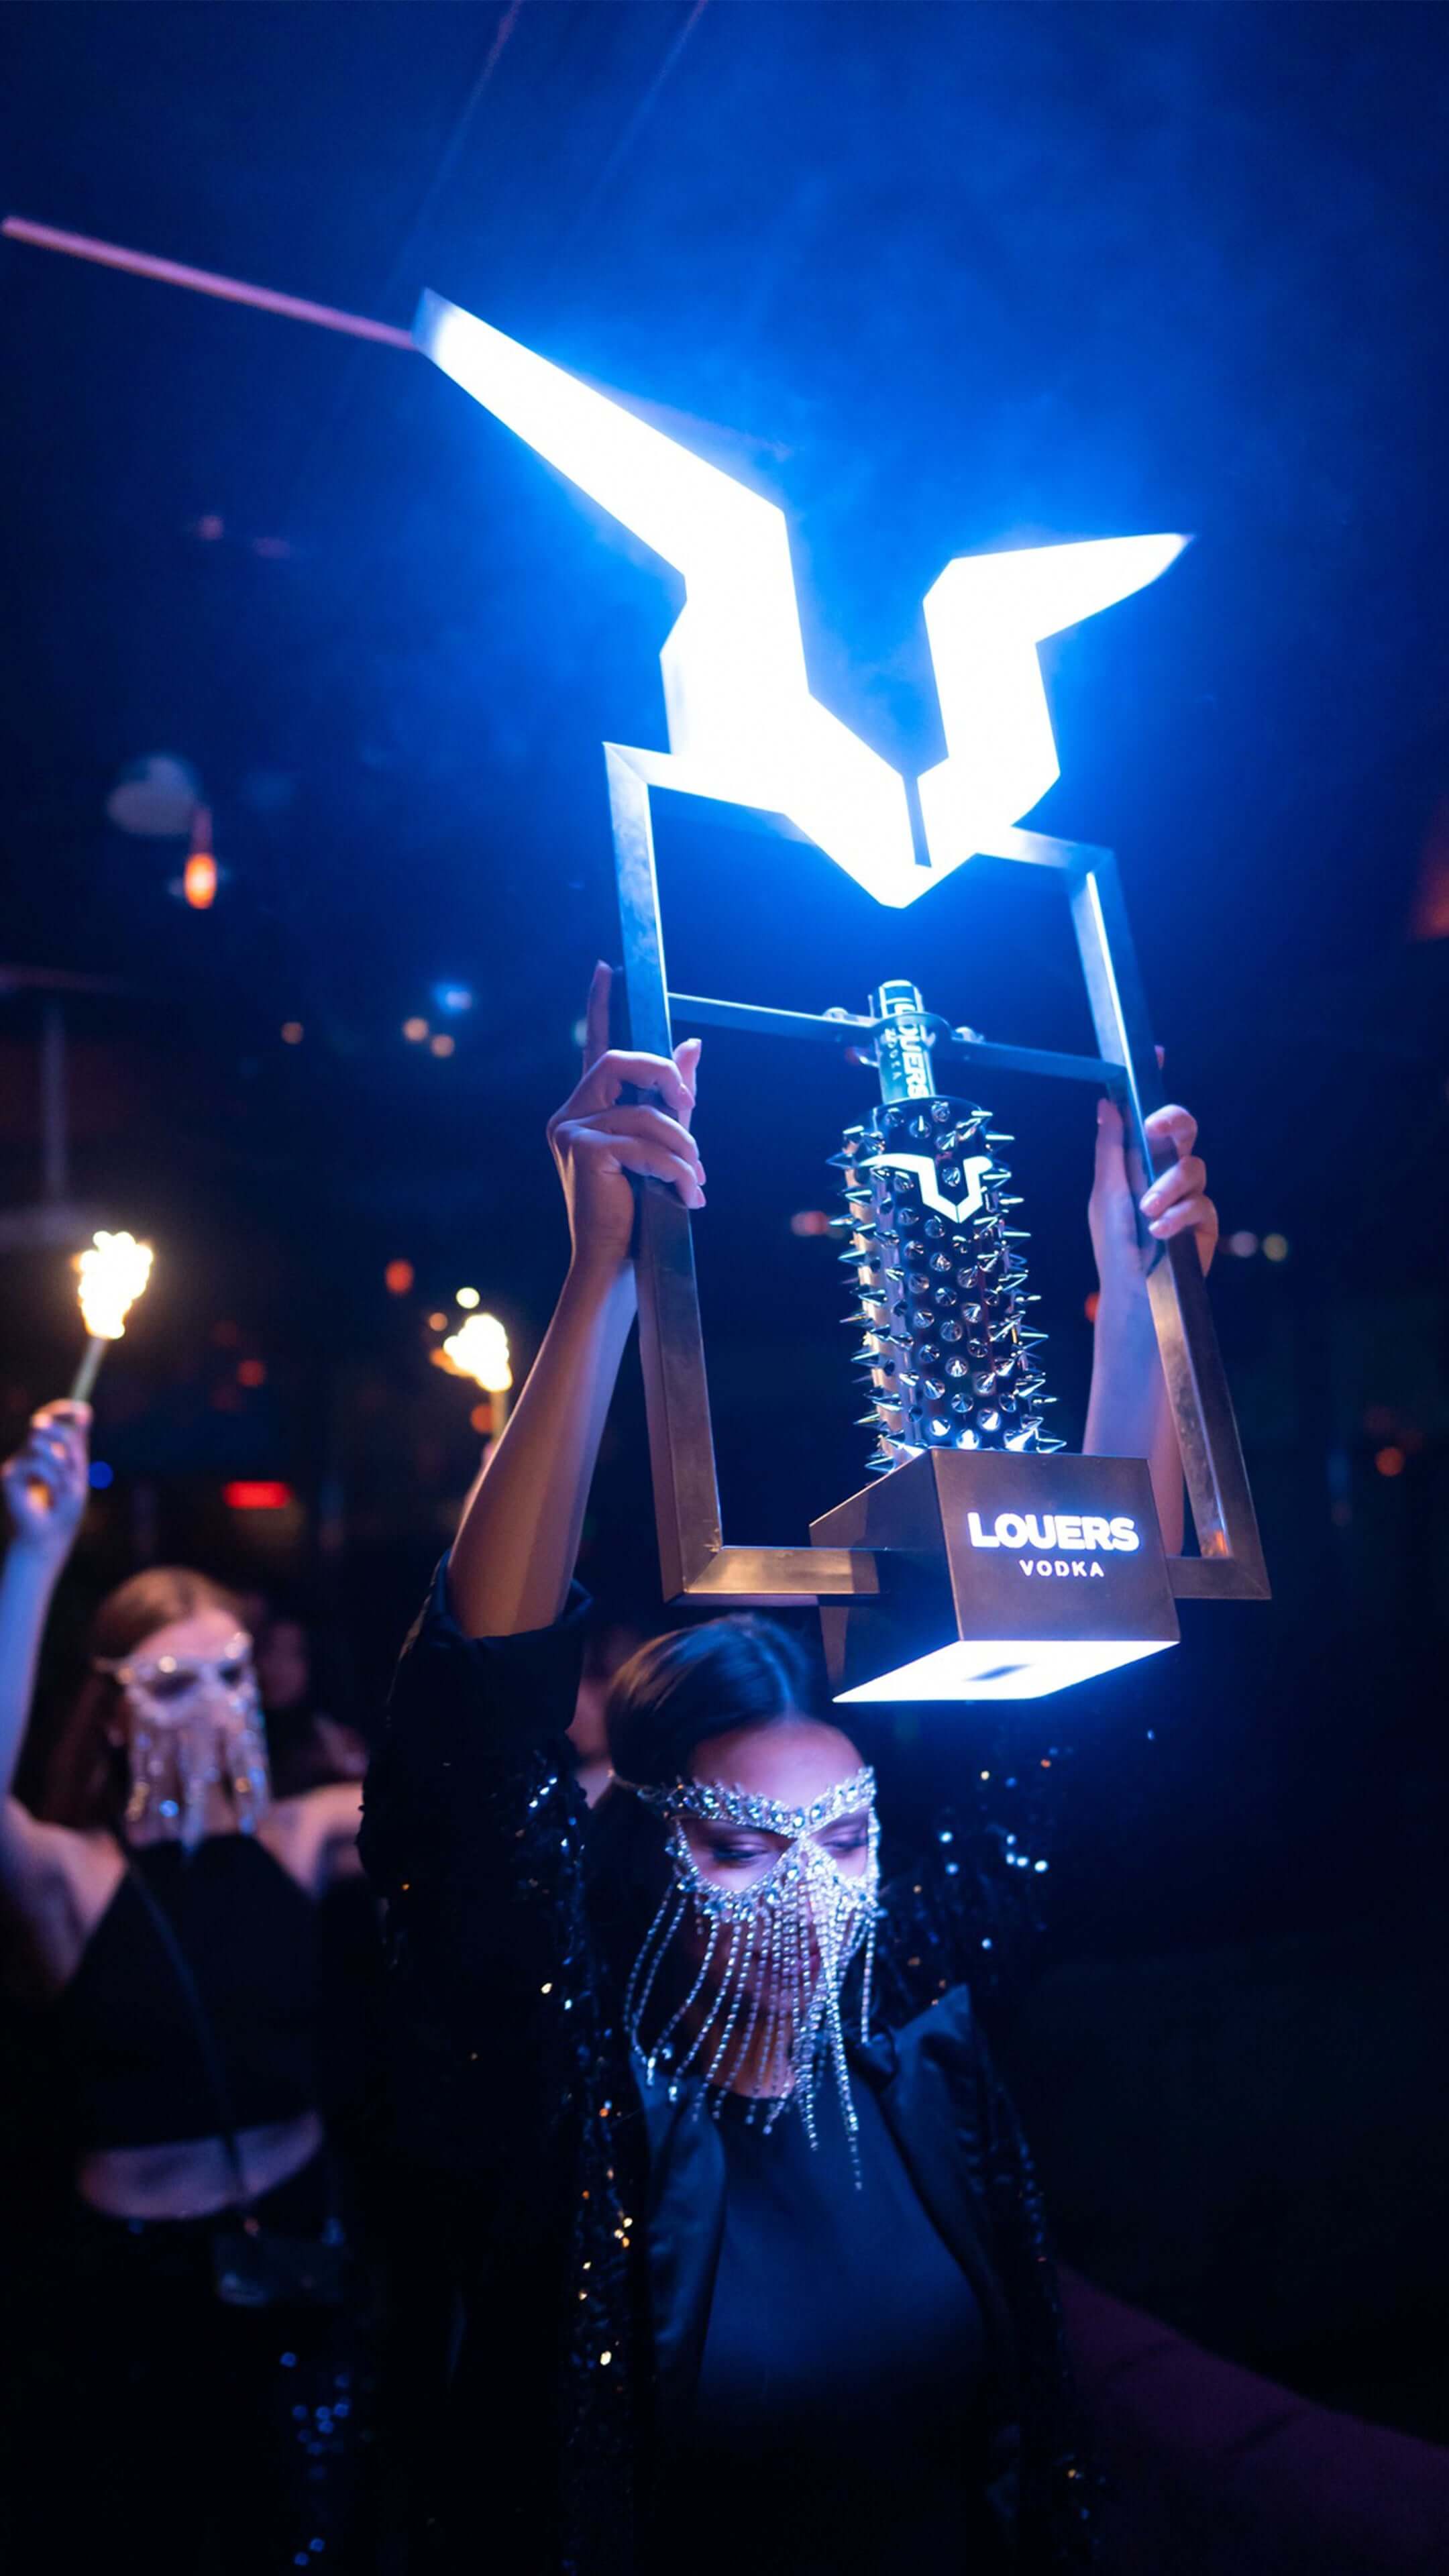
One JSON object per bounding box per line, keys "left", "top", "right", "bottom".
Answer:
{"left": 836, "top": 981, "right": 1060, "bottom": 1474}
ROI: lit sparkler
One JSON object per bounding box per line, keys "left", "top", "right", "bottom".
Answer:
{"left": 72, "top": 1230, "right": 154, "bottom": 1401}
{"left": 431, "top": 1309, "right": 513, "bottom": 1430}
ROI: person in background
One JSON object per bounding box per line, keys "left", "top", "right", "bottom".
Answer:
{"left": 0, "top": 1402, "right": 370, "bottom": 2575}
{"left": 568, "top": 1610, "right": 645, "bottom": 1805}
{"left": 248, "top": 1593, "right": 370, "bottom": 1797}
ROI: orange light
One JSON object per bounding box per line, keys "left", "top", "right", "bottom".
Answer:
{"left": 1375, "top": 1446, "right": 1405, "bottom": 1478}
{"left": 223, "top": 1480, "right": 293, "bottom": 1511}
{"left": 1083, "top": 1291, "right": 1100, "bottom": 1322}
{"left": 402, "top": 1017, "right": 429, "bottom": 1044}
{"left": 384, "top": 1259, "right": 415, "bottom": 1297}
{"left": 470, "top": 1401, "right": 493, "bottom": 1436}
{"left": 183, "top": 849, "right": 217, "bottom": 910}
{"left": 430, "top": 1032, "right": 455, "bottom": 1058}
{"left": 280, "top": 1021, "right": 303, "bottom": 1045}
{"left": 237, "top": 1358, "right": 266, "bottom": 1388}
{"left": 427, "top": 1311, "right": 448, "bottom": 1332}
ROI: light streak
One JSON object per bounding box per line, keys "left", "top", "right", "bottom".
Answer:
{"left": 1, "top": 216, "right": 414, "bottom": 347}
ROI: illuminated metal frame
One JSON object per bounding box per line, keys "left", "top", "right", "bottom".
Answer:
{"left": 609, "top": 742, "right": 1269, "bottom": 1610}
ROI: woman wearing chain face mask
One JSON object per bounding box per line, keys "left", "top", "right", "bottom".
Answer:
{"left": 362, "top": 966, "right": 1217, "bottom": 2576}
{"left": 0, "top": 1407, "right": 368, "bottom": 2574}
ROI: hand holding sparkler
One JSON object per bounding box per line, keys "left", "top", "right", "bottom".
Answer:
{"left": 72, "top": 1230, "right": 154, "bottom": 1402}
{"left": 3, "top": 1401, "right": 91, "bottom": 1554}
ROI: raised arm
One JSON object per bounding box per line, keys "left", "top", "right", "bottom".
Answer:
{"left": 0, "top": 1402, "right": 91, "bottom": 1891}
{"left": 1083, "top": 1095, "right": 1218, "bottom": 1556}
{"left": 446, "top": 963, "right": 703, "bottom": 1638}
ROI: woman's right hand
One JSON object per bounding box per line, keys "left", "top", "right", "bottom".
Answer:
{"left": 1, "top": 1401, "right": 92, "bottom": 1563}
{"left": 547, "top": 964, "right": 704, "bottom": 1281}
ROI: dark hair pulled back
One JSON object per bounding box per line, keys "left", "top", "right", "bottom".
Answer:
{"left": 604, "top": 1613, "right": 816, "bottom": 1788}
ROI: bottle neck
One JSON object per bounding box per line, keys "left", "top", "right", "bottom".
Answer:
{"left": 870, "top": 979, "right": 936, "bottom": 1106}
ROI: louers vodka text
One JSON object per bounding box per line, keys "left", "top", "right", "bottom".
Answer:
{"left": 967, "top": 1511, "right": 1142, "bottom": 1578}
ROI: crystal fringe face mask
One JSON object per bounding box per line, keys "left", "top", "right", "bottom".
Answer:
{"left": 96, "top": 1632, "right": 271, "bottom": 1849}
{"left": 619, "top": 1764, "right": 880, "bottom": 2157}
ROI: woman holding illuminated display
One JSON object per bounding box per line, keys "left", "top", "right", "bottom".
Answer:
{"left": 0, "top": 1403, "right": 368, "bottom": 2573}
{"left": 362, "top": 965, "right": 1216, "bottom": 2576}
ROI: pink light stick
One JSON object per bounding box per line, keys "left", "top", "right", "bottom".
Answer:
{"left": 1, "top": 216, "right": 416, "bottom": 350}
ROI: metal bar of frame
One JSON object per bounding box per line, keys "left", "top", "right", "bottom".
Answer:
{"left": 668, "top": 993, "right": 1114, "bottom": 1088}
{"left": 1066, "top": 845, "right": 1270, "bottom": 1597}
{"left": 608, "top": 748, "right": 1267, "bottom": 1606}
{"left": 608, "top": 747, "right": 879, "bottom": 1605}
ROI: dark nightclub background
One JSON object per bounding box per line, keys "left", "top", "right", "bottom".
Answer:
{"left": 2, "top": 0, "right": 1447, "bottom": 2462}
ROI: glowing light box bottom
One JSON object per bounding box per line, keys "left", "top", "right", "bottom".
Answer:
{"left": 811, "top": 1450, "right": 1180, "bottom": 1704}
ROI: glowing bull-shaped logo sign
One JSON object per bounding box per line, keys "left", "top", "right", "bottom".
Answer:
{"left": 418, "top": 291, "right": 1186, "bottom": 910}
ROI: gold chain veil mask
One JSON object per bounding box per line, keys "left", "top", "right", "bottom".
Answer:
{"left": 619, "top": 1764, "right": 879, "bottom": 2157}
{"left": 95, "top": 1631, "right": 271, "bottom": 1848}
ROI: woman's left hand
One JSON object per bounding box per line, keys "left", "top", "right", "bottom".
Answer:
{"left": 1089, "top": 1095, "right": 1218, "bottom": 1307}
{"left": 1, "top": 1401, "right": 93, "bottom": 1562}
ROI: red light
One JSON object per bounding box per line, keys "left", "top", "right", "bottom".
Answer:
{"left": 788, "top": 1210, "right": 832, "bottom": 1238}
{"left": 1083, "top": 1291, "right": 1100, "bottom": 1322}
{"left": 384, "top": 1259, "right": 415, "bottom": 1296}
{"left": 237, "top": 1358, "right": 266, "bottom": 1388}
{"left": 1374, "top": 1446, "right": 1405, "bottom": 1479}
{"left": 223, "top": 1480, "right": 293, "bottom": 1511}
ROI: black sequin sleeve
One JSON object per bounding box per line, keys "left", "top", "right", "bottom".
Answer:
{"left": 973, "top": 2027, "right": 1104, "bottom": 2570}
{"left": 359, "top": 1562, "right": 597, "bottom": 2187}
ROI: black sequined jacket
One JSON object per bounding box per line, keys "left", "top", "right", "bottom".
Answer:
{"left": 360, "top": 1568, "right": 1099, "bottom": 2575}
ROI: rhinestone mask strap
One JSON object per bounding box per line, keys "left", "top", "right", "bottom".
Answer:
{"left": 95, "top": 1632, "right": 271, "bottom": 1848}
{"left": 627, "top": 1762, "right": 877, "bottom": 1837}
{"left": 619, "top": 1765, "right": 880, "bottom": 2173}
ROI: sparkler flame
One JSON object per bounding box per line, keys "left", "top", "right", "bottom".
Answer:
{"left": 439, "top": 1311, "right": 513, "bottom": 1392}
{"left": 75, "top": 1230, "right": 154, "bottom": 1342}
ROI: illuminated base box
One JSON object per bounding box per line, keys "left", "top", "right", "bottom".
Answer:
{"left": 811, "top": 1450, "right": 1179, "bottom": 1702}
